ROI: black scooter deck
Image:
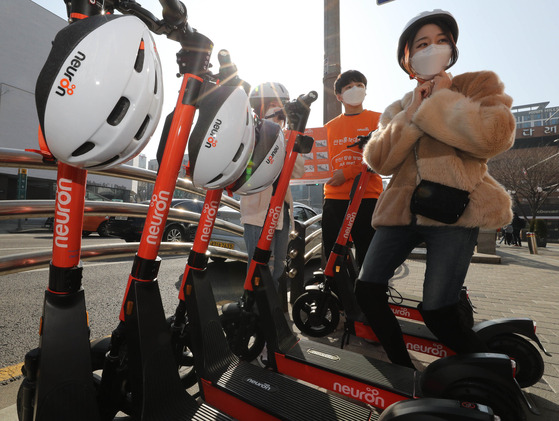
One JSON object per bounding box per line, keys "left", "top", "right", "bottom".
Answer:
{"left": 283, "top": 338, "right": 416, "bottom": 400}
{"left": 205, "top": 355, "right": 377, "bottom": 420}
{"left": 186, "top": 268, "right": 376, "bottom": 421}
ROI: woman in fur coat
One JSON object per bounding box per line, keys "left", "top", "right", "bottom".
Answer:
{"left": 355, "top": 9, "right": 516, "bottom": 368}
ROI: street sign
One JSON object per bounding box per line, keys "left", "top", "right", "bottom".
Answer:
{"left": 17, "top": 168, "right": 27, "bottom": 200}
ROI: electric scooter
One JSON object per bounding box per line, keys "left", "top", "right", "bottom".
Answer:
{"left": 18, "top": 2, "right": 236, "bottom": 420}
{"left": 290, "top": 134, "right": 474, "bottom": 336}
{"left": 172, "top": 91, "right": 383, "bottom": 420}
{"left": 290, "top": 139, "right": 550, "bottom": 389}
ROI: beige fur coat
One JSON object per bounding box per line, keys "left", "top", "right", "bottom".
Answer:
{"left": 364, "top": 71, "right": 515, "bottom": 229}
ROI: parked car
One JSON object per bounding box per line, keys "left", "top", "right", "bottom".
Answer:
{"left": 209, "top": 202, "right": 322, "bottom": 262}
{"left": 44, "top": 190, "right": 111, "bottom": 237}
{"left": 105, "top": 199, "right": 322, "bottom": 261}
{"left": 106, "top": 199, "right": 201, "bottom": 243}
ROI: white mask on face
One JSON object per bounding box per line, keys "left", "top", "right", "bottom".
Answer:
{"left": 410, "top": 44, "right": 452, "bottom": 80}
{"left": 264, "top": 107, "right": 283, "bottom": 120}
{"left": 341, "top": 86, "right": 366, "bottom": 106}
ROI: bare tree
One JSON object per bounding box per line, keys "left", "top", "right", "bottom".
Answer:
{"left": 488, "top": 146, "right": 559, "bottom": 221}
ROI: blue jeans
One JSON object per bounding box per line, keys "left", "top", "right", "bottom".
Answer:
{"left": 358, "top": 224, "right": 479, "bottom": 310}
{"left": 244, "top": 208, "right": 290, "bottom": 291}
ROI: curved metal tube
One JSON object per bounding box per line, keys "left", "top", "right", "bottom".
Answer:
{"left": 0, "top": 242, "right": 247, "bottom": 276}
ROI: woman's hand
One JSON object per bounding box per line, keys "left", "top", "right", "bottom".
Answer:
{"left": 326, "top": 169, "right": 346, "bottom": 186}
{"left": 405, "top": 80, "right": 432, "bottom": 121}
{"left": 432, "top": 70, "right": 452, "bottom": 94}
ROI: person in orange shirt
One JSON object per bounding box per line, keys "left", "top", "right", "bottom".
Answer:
{"left": 323, "top": 70, "right": 383, "bottom": 267}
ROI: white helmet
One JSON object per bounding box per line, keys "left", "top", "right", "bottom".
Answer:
{"left": 35, "top": 14, "right": 163, "bottom": 170}
{"left": 229, "top": 119, "right": 286, "bottom": 195}
{"left": 188, "top": 85, "right": 255, "bottom": 189}
{"left": 397, "top": 9, "right": 459, "bottom": 75}
{"left": 249, "top": 82, "right": 290, "bottom": 118}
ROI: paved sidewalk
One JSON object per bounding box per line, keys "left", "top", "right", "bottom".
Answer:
{"left": 1, "top": 242, "right": 557, "bottom": 420}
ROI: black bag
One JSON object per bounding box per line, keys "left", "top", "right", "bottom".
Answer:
{"left": 410, "top": 179, "right": 470, "bottom": 224}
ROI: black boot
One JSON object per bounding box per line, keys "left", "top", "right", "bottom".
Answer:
{"left": 419, "top": 303, "right": 488, "bottom": 354}
{"left": 355, "top": 280, "right": 415, "bottom": 369}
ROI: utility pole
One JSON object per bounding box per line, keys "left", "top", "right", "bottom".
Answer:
{"left": 323, "top": 0, "right": 341, "bottom": 125}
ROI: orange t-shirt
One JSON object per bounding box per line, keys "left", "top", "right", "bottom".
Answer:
{"left": 324, "top": 110, "right": 383, "bottom": 200}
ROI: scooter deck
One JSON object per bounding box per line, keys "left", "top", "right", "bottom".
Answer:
{"left": 202, "top": 355, "right": 377, "bottom": 420}
{"left": 187, "top": 269, "right": 375, "bottom": 421}
{"left": 278, "top": 338, "right": 416, "bottom": 410}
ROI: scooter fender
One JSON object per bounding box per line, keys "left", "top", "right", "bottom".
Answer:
{"left": 303, "top": 284, "right": 341, "bottom": 304}
{"left": 420, "top": 352, "right": 520, "bottom": 399}
{"left": 221, "top": 301, "right": 242, "bottom": 318}
{"left": 378, "top": 398, "right": 494, "bottom": 421}
{"left": 473, "top": 317, "right": 551, "bottom": 357}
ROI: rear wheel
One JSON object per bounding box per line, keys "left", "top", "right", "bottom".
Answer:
{"left": 486, "top": 334, "right": 544, "bottom": 388}
{"left": 442, "top": 380, "right": 524, "bottom": 421}
{"left": 292, "top": 290, "right": 340, "bottom": 337}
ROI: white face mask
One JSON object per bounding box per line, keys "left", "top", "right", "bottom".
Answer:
{"left": 341, "top": 86, "right": 366, "bottom": 106}
{"left": 410, "top": 44, "right": 452, "bottom": 80}
{"left": 264, "top": 107, "right": 283, "bottom": 120}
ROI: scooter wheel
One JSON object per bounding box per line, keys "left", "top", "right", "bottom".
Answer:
{"left": 90, "top": 336, "right": 111, "bottom": 371}
{"left": 16, "top": 378, "right": 33, "bottom": 421}
{"left": 486, "top": 333, "right": 544, "bottom": 388}
{"left": 220, "top": 312, "right": 266, "bottom": 361}
{"left": 442, "top": 380, "right": 524, "bottom": 421}
{"left": 292, "top": 290, "right": 340, "bottom": 337}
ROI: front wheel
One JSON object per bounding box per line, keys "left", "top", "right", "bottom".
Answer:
{"left": 16, "top": 378, "right": 34, "bottom": 421}
{"left": 220, "top": 311, "right": 265, "bottom": 361}
{"left": 292, "top": 290, "right": 340, "bottom": 337}
{"left": 486, "top": 334, "right": 544, "bottom": 388}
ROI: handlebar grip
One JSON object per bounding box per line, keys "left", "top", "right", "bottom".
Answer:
{"left": 159, "top": 0, "right": 187, "bottom": 26}
{"left": 298, "top": 91, "right": 318, "bottom": 106}
{"left": 218, "top": 49, "right": 232, "bottom": 66}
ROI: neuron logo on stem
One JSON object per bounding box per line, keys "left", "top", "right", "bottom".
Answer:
{"left": 265, "top": 205, "right": 282, "bottom": 241}
{"left": 200, "top": 201, "right": 219, "bottom": 243}
{"left": 146, "top": 190, "right": 171, "bottom": 245}
{"left": 54, "top": 177, "right": 72, "bottom": 248}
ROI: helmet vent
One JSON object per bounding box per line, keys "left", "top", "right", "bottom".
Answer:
{"left": 90, "top": 155, "right": 120, "bottom": 169}
{"left": 207, "top": 173, "right": 223, "bottom": 185}
{"left": 231, "top": 143, "right": 244, "bottom": 162}
{"left": 154, "top": 70, "right": 159, "bottom": 95}
{"left": 134, "top": 116, "right": 150, "bottom": 140}
{"left": 107, "top": 97, "right": 130, "bottom": 126}
{"left": 71, "top": 141, "right": 95, "bottom": 157}
{"left": 134, "top": 40, "right": 145, "bottom": 72}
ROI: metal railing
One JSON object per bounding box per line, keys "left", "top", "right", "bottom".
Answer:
{"left": 0, "top": 148, "right": 322, "bottom": 276}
